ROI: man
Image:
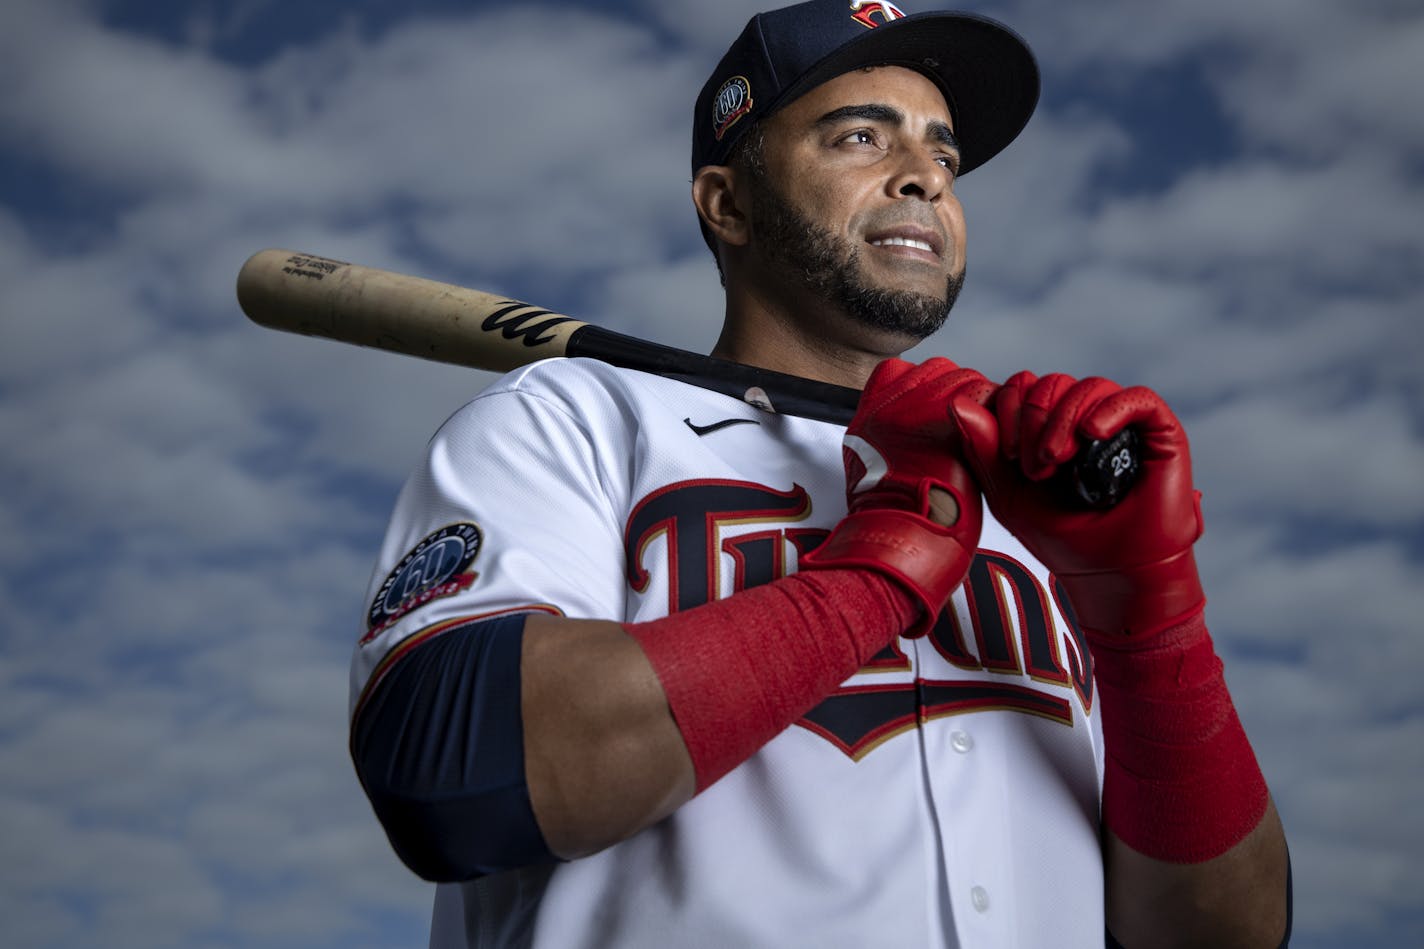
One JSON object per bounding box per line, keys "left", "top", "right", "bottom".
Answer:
{"left": 349, "top": 2, "right": 1291, "bottom": 946}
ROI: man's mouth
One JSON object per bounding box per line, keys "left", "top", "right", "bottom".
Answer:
{"left": 865, "top": 226, "right": 945, "bottom": 259}
{"left": 870, "top": 236, "right": 935, "bottom": 254}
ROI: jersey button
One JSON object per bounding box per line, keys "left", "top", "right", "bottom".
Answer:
{"left": 950, "top": 730, "right": 974, "bottom": 753}
{"left": 970, "top": 885, "right": 991, "bottom": 913}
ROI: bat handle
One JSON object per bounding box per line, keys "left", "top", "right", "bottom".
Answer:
{"left": 1064, "top": 428, "right": 1141, "bottom": 509}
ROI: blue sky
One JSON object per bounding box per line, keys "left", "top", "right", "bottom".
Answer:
{"left": 1, "top": 1, "right": 1420, "bottom": 946}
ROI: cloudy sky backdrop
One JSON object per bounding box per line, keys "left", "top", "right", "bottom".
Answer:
{"left": 1, "top": 0, "right": 1420, "bottom": 946}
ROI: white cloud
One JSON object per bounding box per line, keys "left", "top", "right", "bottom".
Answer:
{"left": 1192, "top": 391, "right": 1424, "bottom": 525}
{"left": 632, "top": 0, "right": 772, "bottom": 53}
{"left": 1091, "top": 154, "right": 1422, "bottom": 288}
{"left": 0, "top": 795, "right": 225, "bottom": 948}
{"left": 586, "top": 252, "right": 727, "bottom": 352}
{"left": 0, "top": 0, "right": 1419, "bottom": 946}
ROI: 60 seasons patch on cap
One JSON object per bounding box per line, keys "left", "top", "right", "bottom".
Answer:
{"left": 712, "top": 75, "right": 754, "bottom": 141}
{"left": 363, "top": 523, "right": 482, "bottom": 643}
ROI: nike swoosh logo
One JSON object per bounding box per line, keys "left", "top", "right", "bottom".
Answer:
{"left": 684, "top": 417, "right": 762, "bottom": 437}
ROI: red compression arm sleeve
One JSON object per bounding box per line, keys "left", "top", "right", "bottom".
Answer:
{"left": 1092, "top": 610, "right": 1269, "bottom": 862}
{"left": 624, "top": 568, "right": 917, "bottom": 792}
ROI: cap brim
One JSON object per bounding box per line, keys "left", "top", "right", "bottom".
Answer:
{"left": 770, "top": 12, "right": 1039, "bottom": 175}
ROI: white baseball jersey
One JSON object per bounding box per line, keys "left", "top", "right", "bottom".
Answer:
{"left": 352, "top": 357, "right": 1106, "bottom": 949}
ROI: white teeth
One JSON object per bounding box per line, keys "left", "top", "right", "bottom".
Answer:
{"left": 872, "top": 237, "right": 933, "bottom": 252}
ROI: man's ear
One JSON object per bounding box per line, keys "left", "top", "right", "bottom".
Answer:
{"left": 691, "top": 165, "right": 750, "bottom": 248}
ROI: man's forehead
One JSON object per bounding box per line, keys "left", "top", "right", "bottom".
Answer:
{"left": 779, "top": 65, "right": 955, "bottom": 130}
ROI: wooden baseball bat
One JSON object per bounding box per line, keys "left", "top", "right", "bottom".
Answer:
{"left": 237, "top": 248, "right": 866, "bottom": 419}
{"left": 236, "top": 249, "right": 1139, "bottom": 507}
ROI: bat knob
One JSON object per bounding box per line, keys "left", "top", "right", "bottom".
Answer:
{"left": 1064, "top": 428, "right": 1140, "bottom": 509}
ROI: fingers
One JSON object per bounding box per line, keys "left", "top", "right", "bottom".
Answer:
{"left": 994, "top": 370, "right": 1035, "bottom": 464}
{"left": 870, "top": 362, "right": 1166, "bottom": 489}
{"left": 995, "top": 372, "right": 1144, "bottom": 482}
{"left": 906, "top": 358, "right": 993, "bottom": 403}
{"left": 1016, "top": 374, "right": 1079, "bottom": 479}
{"left": 1082, "top": 385, "right": 1180, "bottom": 443}
{"left": 944, "top": 372, "right": 997, "bottom": 408}
{"left": 859, "top": 358, "right": 918, "bottom": 410}
{"left": 859, "top": 358, "right": 997, "bottom": 444}
{"left": 1033, "top": 376, "right": 1120, "bottom": 478}
{"left": 946, "top": 394, "right": 1002, "bottom": 495}
{"left": 862, "top": 357, "right": 970, "bottom": 408}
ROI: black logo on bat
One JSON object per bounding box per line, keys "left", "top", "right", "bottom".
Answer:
{"left": 482, "top": 303, "right": 578, "bottom": 347}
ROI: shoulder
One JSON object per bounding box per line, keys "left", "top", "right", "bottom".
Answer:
{"left": 481, "top": 356, "right": 668, "bottom": 407}
{"left": 442, "top": 358, "right": 743, "bottom": 438}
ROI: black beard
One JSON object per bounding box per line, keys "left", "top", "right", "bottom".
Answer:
{"left": 749, "top": 174, "right": 963, "bottom": 340}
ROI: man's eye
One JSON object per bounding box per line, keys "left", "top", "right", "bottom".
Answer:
{"left": 842, "top": 129, "right": 876, "bottom": 145}
{"left": 936, "top": 155, "right": 961, "bottom": 175}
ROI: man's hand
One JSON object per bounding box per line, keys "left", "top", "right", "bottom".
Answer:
{"left": 949, "top": 371, "right": 1204, "bottom": 637}
{"left": 952, "top": 373, "right": 1292, "bottom": 943}
{"left": 803, "top": 357, "right": 991, "bottom": 635}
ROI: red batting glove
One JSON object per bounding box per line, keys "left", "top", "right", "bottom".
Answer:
{"left": 949, "top": 371, "right": 1205, "bottom": 638}
{"left": 801, "top": 358, "right": 989, "bottom": 636}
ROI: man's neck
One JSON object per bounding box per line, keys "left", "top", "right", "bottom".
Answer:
{"left": 710, "top": 291, "right": 919, "bottom": 391}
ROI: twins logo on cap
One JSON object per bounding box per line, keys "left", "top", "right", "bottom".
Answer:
{"left": 850, "top": 0, "right": 907, "bottom": 29}
{"left": 712, "top": 75, "right": 754, "bottom": 141}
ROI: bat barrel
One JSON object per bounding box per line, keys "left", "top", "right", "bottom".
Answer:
{"left": 236, "top": 249, "right": 587, "bottom": 372}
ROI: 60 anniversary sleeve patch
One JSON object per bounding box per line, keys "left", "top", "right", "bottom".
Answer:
{"left": 363, "top": 523, "right": 483, "bottom": 643}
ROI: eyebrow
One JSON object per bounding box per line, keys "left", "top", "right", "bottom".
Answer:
{"left": 814, "top": 103, "right": 960, "bottom": 151}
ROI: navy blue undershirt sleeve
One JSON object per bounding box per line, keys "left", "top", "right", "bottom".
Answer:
{"left": 1104, "top": 846, "right": 1292, "bottom": 948}
{"left": 350, "top": 613, "right": 556, "bottom": 882}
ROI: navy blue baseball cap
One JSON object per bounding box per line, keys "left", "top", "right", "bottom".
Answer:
{"left": 692, "top": 0, "right": 1039, "bottom": 177}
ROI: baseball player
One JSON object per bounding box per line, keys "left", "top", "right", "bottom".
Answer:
{"left": 349, "top": 2, "right": 1292, "bottom": 946}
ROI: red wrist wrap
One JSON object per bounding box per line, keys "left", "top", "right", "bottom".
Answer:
{"left": 1058, "top": 548, "right": 1206, "bottom": 639}
{"left": 1091, "top": 610, "right": 1269, "bottom": 863}
{"left": 624, "top": 569, "right": 918, "bottom": 792}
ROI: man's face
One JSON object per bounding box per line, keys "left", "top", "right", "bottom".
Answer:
{"left": 745, "top": 66, "right": 967, "bottom": 339}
